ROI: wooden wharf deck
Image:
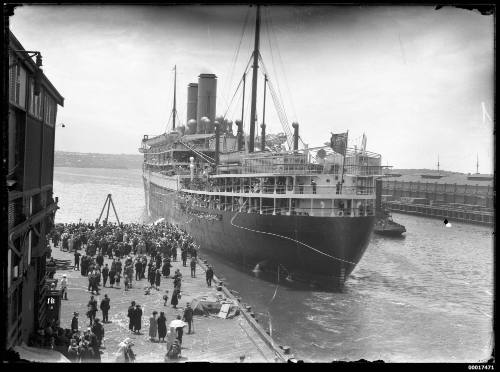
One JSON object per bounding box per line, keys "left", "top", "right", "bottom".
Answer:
{"left": 51, "top": 247, "right": 287, "bottom": 363}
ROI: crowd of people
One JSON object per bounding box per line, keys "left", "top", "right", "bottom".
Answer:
{"left": 27, "top": 314, "right": 105, "bottom": 362}
{"left": 38, "top": 221, "right": 218, "bottom": 362}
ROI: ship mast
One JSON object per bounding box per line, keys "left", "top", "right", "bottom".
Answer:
{"left": 248, "top": 5, "right": 261, "bottom": 153}
{"left": 172, "top": 65, "right": 177, "bottom": 130}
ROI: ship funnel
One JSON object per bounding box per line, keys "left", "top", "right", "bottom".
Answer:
{"left": 292, "top": 122, "right": 299, "bottom": 151}
{"left": 186, "top": 83, "right": 198, "bottom": 125}
{"left": 197, "top": 74, "right": 217, "bottom": 133}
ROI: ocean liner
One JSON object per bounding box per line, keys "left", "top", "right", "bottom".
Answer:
{"left": 140, "top": 6, "right": 383, "bottom": 288}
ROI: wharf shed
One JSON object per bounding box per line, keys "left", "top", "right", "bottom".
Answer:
{"left": 381, "top": 172, "right": 494, "bottom": 209}
{"left": 5, "top": 29, "right": 64, "bottom": 350}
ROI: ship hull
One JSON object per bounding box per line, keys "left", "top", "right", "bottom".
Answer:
{"left": 145, "top": 177, "right": 375, "bottom": 289}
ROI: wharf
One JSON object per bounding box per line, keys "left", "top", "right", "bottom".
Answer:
{"left": 50, "top": 247, "right": 286, "bottom": 363}
{"left": 383, "top": 201, "right": 494, "bottom": 226}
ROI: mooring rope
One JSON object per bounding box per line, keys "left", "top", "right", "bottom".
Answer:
{"left": 230, "top": 211, "right": 356, "bottom": 266}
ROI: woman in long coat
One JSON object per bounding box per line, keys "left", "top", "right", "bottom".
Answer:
{"left": 148, "top": 311, "right": 158, "bottom": 341}
{"left": 155, "top": 269, "right": 161, "bottom": 290}
{"left": 134, "top": 305, "right": 142, "bottom": 334}
{"left": 109, "top": 268, "right": 116, "bottom": 288}
{"left": 157, "top": 312, "right": 167, "bottom": 342}
{"left": 162, "top": 258, "right": 171, "bottom": 278}
{"left": 170, "top": 288, "right": 179, "bottom": 309}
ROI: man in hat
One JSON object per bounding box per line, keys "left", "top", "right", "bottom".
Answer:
{"left": 102, "top": 263, "right": 109, "bottom": 287}
{"left": 183, "top": 302, "right": 194, "bottom": 334}
{"left": 135, "top": 258, "right": 142, "bottom": 281}
{"left": 206, "top": 265, "right": 214, "bottom": 287}
{"left": 91, "top": 318, "right": 104, "bottom": 348}
{"left": 74, "top": 250, "right": 81, "bottom": 270}
{"left": 133, "top": 304, "right": 143, "bottom": 334}
{"left": 87, "top": 295, "right": 98, "bottom": 326}
{"left": 100, "top": 294, "right": 110, "bottom": 323}
{"left": 190, "top": 257, "right": 196, "bottom": 278}
{"left": 71, "top": 312, "right": 79, "bottom": 333}
{"left": 60, "top": 274, "right": 68, "bottom": 300}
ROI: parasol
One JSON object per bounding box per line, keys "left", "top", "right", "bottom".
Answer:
{"left": 169, "top": 319, "right": 186, "bottom": 328}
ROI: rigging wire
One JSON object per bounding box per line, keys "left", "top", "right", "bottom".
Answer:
{"left": 267, "top": 7, "right": 298, "bottom": 123}
{"left": 264, "top": 10, "right": 292, "bottom": 130}
{"left": 221, "top": 54, "right": 253, "bottom": 122}
{"left": 258, "top": 55, "right": 293, "bottom": 149}
{"left": 222, "top": 7, "right": 251, "bottom": 109}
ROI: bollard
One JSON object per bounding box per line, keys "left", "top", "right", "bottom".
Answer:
{"left": 282, "top": 346, "right": 291, "bottom": 354}
{"left": 245, "top": 306, "right": 252, "bottom": 312}
{"left": 250, "top": 312, "right": 255, "bottom": 318}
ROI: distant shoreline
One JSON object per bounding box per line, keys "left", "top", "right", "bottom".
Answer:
{"left": 54, "top": 151, "right": 470, "bottom": 175}
{"left": 54, "top": 151, "right": 143, "bottom": 169}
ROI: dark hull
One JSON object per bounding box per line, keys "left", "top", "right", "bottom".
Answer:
{"left": 145, "top": 179, "right": 375, "bottom": 288}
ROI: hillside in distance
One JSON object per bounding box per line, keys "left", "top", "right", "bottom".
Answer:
{"left": 54, "top": 151, "right": 143, "bottom": 169}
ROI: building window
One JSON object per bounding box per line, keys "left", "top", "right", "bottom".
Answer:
{"left": 37, "top": 89, "right": 44, "bottom": 120}
{"left": 28, "top": 78, "right": 35, "bottom": 115}
{"left": 9, "top": 54, "right": 27, "bottom": 109}
{"left": 44, "top": 94, "right": 56, "bottom": 127}
{"left": 28, "top": 78, "right": 42, "bottom": 118}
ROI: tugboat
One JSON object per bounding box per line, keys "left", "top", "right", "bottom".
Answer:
{"left": 374, "top": 209, "right": 406, "bottom": 236}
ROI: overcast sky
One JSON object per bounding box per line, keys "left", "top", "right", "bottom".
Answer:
{"left": 10, "top": 5, "right": 494, "bottom": 174}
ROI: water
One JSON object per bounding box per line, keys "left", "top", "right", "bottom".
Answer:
{"left": 53, "top": 167, "right": 494, "bottom": 363}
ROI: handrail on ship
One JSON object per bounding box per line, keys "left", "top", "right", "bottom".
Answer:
{"left": 180, "top": 182, "right": 375, "bottom": 196}
{"left": 176, "top": 199, "right": 375, "bottom": 217}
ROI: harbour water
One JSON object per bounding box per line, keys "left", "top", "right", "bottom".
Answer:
{"left": 53, "top": 167, "right": 494, "bottom": 363}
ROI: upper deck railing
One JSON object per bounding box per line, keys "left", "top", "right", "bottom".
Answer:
{"left": 143, "top": 145, "right": 383, "bottom": 177}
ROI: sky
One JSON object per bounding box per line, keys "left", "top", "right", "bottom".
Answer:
{"left": 10, "top": 5, "right": 494, "bottom": 174}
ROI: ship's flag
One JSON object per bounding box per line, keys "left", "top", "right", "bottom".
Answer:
{"left": 330, "top": 132, "right": 348, "bottom": 154}
{"left": 361, "top": 133, "right": 367, "bottom": 153}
